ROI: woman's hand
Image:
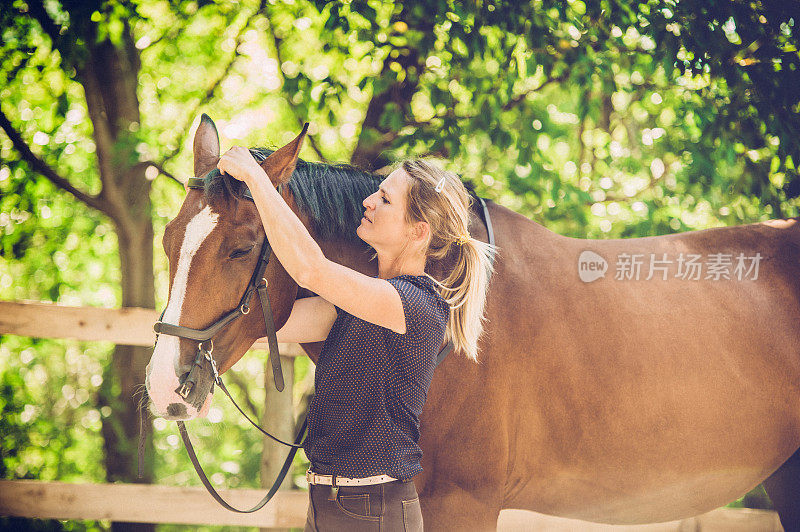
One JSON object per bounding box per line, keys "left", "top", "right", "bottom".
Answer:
{"left": 217, "top": 147, "right": 269, "bottom": 186}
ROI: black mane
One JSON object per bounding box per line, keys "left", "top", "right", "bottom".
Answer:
{"left": 205, "top": 148, "right": 381, "bottom": 243}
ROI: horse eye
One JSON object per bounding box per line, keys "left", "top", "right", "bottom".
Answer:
{"left": 229, "top": 245, "right": 254, "bottom": 259}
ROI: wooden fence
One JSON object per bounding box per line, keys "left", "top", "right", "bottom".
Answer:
{"left": 0, "top": 300, "right": 304, "bottom": 354}
{"left": 0, "top": 300, "right": 785, "bottom": 530}
{"left": 0, "top": 480, "right": 308, "bottom": 528}
{"left": 0, "top": 480, "right": 784, "bottom": 530}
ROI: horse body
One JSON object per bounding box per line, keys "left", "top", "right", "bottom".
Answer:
{"left": 147, "top": 118, "right": 800, "bottom": 530}
{"left": 301, "top": 200, "right": 800, "bottom": 527}
{"left": 412, "top": 205, "right": 800, "bottom": 527}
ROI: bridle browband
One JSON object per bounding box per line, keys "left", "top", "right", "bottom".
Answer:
{"left": 146, "top": 170, "right": 496, "bottom": 513}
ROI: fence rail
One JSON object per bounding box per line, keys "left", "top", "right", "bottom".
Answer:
{"left": 0, "top": 480, "right": 784, "bottom": 530}
{"left": 0, "top": 300, "right": 304, "bottom": 355}
{"left": 0, "top": 480, "right": 307, "bottom": 527}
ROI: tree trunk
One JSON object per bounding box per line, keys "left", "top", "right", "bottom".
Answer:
{"left": 98, "top": 209, "right": 156, "bottom": 532}
{"left": 78, "top": 30, "right": 157, "bottom": 532}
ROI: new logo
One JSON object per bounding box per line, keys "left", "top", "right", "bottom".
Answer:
{"left": 578, "top": 250, "right": 607, "bottom": 283}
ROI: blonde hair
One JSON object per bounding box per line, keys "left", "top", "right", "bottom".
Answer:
{"left": 398, "top": 159, "right": 498, "bottom": 362}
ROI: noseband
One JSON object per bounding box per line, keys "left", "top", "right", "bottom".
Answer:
{"left": 153, "top": 176, "right": 286, "bottom": 406}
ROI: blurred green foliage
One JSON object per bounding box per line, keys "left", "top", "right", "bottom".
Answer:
{"left": 1, "top": 0, "right": 796, "bottom": 528}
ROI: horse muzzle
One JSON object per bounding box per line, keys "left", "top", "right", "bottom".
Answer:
{"left": 145, "top": 339, "right": 216, "bottom": 420}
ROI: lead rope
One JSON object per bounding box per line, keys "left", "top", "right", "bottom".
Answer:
{"left": 137, "top": 400, "right": 146, "bottom": 479}
{"left": 216, "top": 377, "right": 304, "bottom": 448}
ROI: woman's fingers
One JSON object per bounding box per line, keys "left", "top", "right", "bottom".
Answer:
{"left": 218, "top": 147, "right": 260, "bottom": 182}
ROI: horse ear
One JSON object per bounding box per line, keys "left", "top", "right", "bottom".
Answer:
{"left": 260, "top": 123, "right": 308, "bottom": 186}
{"left": 193, "top": 114, "right": 220, "bottom": 178}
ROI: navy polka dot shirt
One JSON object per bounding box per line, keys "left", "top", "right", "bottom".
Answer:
{"left": 304, "top": 274, "right": 450, "bottom": 481}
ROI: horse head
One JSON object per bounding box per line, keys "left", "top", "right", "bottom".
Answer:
{"left": 145, "top": 115, "right": 305, "bottom": 420}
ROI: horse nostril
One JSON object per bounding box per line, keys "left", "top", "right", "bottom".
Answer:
{"left": 167, "top": 403, "right": 187, "bottom": 418}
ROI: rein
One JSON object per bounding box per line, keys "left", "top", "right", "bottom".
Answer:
{"left": 143, "top": 172, "right": 495, "bottom": 513}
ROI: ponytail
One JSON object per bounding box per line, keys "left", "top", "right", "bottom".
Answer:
{"left": 402, "top": 160, "right": 499, "bottom": 362}
{"left": 427, "top": 231, "right": 496, "bottom": 361}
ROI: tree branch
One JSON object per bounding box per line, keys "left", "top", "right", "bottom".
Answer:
{"left": 501, "top": 72, "right": 570, "bottom": 111}
{"left": 263, "top": 10, "right": 329, "bottom": 162}
{"left": 0, "top": 106, "right": 111, "bottom": 215}
{"left": 160, "top": 5, "right": 266, "bottom": 165}
{"left": 131, "top": 160, "right": 184, "bottom": 187}
{"left": 148, "top": 162, "right": 184, "bottom": 186}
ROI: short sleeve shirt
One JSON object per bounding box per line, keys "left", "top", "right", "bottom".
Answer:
{"left": 303, "top": 274, "right": 450, "bottom": 480}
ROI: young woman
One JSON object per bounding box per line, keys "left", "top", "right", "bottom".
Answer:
{"left": 218, "top": 151, "right": 496, "bottom": 531}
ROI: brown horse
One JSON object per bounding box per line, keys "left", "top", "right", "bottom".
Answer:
{"left": 145, "top": 116, "right": 800, "bottom": 531}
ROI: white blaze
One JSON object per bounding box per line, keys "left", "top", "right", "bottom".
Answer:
{"left": 146, "top": 205, "right": 218, "bottom": 416}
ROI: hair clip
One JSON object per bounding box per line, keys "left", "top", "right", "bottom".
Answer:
{"left": 435, "top": 177, "right": 446, "bottom": 192}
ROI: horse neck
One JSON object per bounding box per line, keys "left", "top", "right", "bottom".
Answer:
{"left": 315, "top": 235, "right": 377, "bottom": 278}
{"left": 288, "top": 189, "right": 476, "bottom": 282}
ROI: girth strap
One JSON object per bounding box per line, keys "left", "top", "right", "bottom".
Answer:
{"left": 479, "top": 196, "right": 497, "bottom": 266}
{"left": 435, "top": 342, "right": 454, "bottom": 368}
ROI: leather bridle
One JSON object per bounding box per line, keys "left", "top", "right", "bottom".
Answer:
{"left": 153, "top": 177, "right": 286, "bottom": 403}
{"left": 145, "top": 172, "right": 496, "bottom": 514}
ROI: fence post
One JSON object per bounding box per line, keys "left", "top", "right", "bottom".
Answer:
{"left": 260, "top": 355, "right": 296, "bottom": 532}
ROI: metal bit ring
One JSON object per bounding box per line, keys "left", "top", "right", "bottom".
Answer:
{"left": 199, "top": 339, "right": 214, "bottom": 354}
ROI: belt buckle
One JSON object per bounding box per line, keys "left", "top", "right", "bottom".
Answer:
{"left": 306, "top": 469, "right": 314, "bottom": 485}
